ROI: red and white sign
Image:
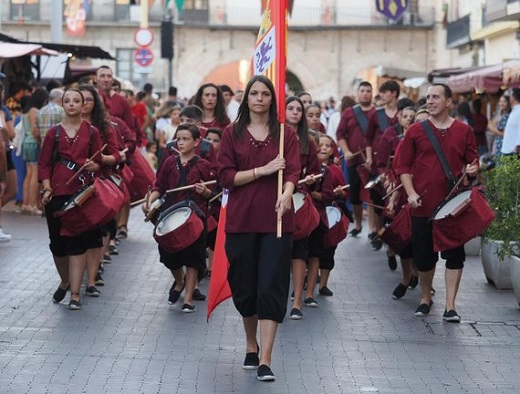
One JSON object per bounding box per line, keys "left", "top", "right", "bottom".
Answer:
{"left": 134, "top": 28, "right": 154, "bottom": 47}
{"left": 134, "top": 47, "right": 154, "bottom": 67}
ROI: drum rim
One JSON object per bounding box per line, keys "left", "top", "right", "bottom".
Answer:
{"left": 155, "top": 206, "right": 193, "bottom": 236}
{"left": 432, "top": 189, "right": 472, "bottom": 220}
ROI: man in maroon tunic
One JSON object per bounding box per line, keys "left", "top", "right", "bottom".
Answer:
{"left": 336, "top": 81, "right": 375, "bottom": 236}
{"left": 397, "top": 84, "right": 479, "bottom": 322}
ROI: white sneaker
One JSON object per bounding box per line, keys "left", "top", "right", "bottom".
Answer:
{"left": 0, "top": 228, "right": 12, "bottom": 243}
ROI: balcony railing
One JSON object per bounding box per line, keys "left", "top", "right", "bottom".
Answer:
{"left": 6, "top": 2, "right": 434, "bottom": 28}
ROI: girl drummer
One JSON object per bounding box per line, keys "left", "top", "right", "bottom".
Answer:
{"left": 285, "top": 96, "right": 320, "bottom": 321}
{"left": 38, "top": 88, "right": 104, "bottom": 310}
{"left": 143, "top": 123, "right": 215, "bottom": 313}
{"left": 218, "top": 75, "right": 300, "bottom": 381}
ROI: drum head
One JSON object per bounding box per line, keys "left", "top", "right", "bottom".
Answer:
{"left": 63, "top": 188, "right": 91, "bottom": 211}
{"left": 293, "top": 193, "right": 306, "bottom": 212}
{"left": 326, "top": 206, "right": 342, "bottom": 229}
{"left": 434, "top": 190, "right": 472, "bottom": 219}
{"left": 156, "top": 207, "right": 192, "bottom": 236}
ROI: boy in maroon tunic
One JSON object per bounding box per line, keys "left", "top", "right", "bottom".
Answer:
{"left": 336, "top": 81, "right": 376, "bottom": 236}
{"left": 397, "top": 84, "right": 479, "bottom": 322}
{"left": 144, "top": 124, "right": 215, "bottom": 312}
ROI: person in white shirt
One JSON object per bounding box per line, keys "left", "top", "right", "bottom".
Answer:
{"left": 501, "top": 88, "right": 520, "bottom": 156}
{"left": 220, "top": 85, "right": 239, "bottom": 123}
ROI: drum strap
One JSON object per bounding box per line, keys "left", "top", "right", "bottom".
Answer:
{"left": 421, "top": 121, "right": 457, "bottom": 191}
{"left": 352, "top": 105, "right": 369, "bottom": 135}
{"left": 376, "top": 107, "right": 389, "bottom": 134}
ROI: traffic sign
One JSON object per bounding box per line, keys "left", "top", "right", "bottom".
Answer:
{"left": 134, "top": 28, "right": 154, "bottom": 47}
{"left": 134, "top": 47, "right": 154, "bottom": 67}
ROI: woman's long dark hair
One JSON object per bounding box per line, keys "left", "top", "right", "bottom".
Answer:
{"left": 286, "top": 96, "right": 309, "bottom": 155}
{"left": 78, "top": 84, "right": 110, "bottom": 140}
{"left": 24, "top": 88, "right": 49, "bottom": 113}
{"left": 233, "top": 75, "right": 279, "bottom": 141}
{"left": 194, "top": 83, "right": 229, "bottom": 126}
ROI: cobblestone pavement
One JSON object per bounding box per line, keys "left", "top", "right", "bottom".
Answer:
{"left": 1, "top": 203, "right": 520, "bottom": 394}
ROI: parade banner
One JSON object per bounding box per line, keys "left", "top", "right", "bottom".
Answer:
{"left": 64, "top": 0, "right": 89, "bottom": 37}
{"left": 207, "top": 0, "right": 288, "bottom": 321}
{"left": 375, "top": 0, "right": 409, "bottom": 22}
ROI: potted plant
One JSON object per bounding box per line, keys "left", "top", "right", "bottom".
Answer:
{"left": 482, "top": 155, "right": 520, "bottom": 294}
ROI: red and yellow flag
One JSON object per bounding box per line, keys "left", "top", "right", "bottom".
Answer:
{"left": 206, "top": 0, "right": 288, "bottom": 321}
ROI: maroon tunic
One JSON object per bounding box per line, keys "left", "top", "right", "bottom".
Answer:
{"left": 336, "top": 106, "right": 376, "bottom": 167}
{"left": 365, "top": 109, "right": 399, "bottom": 152}
{"left": 110, "top": 116, "right": 137, "bottom": 155}
{"left": 218, "top": 124, "right": 301, "bottom": 233}
{"left": 471, "top": 112, "right": 488, "bottom": 148}
{"left": 298, "top": 138, "right": 320, "bottom": 194}
{"left": 396, "top": 119, "right": 478, "bottom": 217}
{"left": 201, "top": 117, "right": 230, "bottom": 130}
{"left": 99, "top": 91, "right": 139, "bottom": 139}
{"left": 153, "top": 155, "right": 215, "bottom": 214}
{"left": 97, "top": 122, "right": 121, "bottom": 178}
{"left": 38, "top": 121, "right": 103, "bottom": 197}
{"left": 377, "top": 125, "right": 404, "bottom": 168}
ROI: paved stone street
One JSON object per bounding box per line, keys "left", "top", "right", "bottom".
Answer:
{"left": 1, "top": 203, "right": 520, "bottom": 394}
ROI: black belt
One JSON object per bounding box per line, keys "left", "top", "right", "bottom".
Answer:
{"left": 60, "top": 159, "right": 79, "bottom": 172}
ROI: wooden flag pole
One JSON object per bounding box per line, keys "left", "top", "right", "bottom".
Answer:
{"left": 276, "top": 123, "right": 284, "bottom": 238}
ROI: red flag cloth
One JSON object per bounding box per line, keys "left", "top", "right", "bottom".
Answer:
{"left": 207, "top": 0, "right": 288, "bottom": 321}
{"left": 206, "top": 190, "right": 232, "bottom": 321}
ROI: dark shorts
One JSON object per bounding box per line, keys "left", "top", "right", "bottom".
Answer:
{"left": 225, "top": 232, "right": 292, "bottom": 323}
{"left": 45, "top": 195, "right": 102, "bottom": 256}
{"left": 159, "top": 229, "right": 207, "bottom": 272}
{"left": 308, "top": 226, "right": 325, "bottom": 259}
{"left": 319, "top": 246, "right": 337, "bottom": 270}
{"left": 292, "top": 237, "right": 309, "bottom": 260}
{"left": 347, "top": 166, "right": 362, "bottom": 205}
{"left": 207, "top": 228, "right": 217, "bottom": 250}
{"left": 411, "top": 217, "right": 465, "bottom": 272}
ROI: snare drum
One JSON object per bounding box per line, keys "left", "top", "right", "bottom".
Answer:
{"left": 55, "top": 177, "right": 125, "bottom": 236}
{"left": 153, "top": 206, "right": 204, "bottom": 254}
{"left": 293, "top": 192, "right": 320, "bottom": 241}
{"left": 378, "top": 205, "right": 412, "bottom": 255}
{"left": 323, "top": 206, "right": 349, "bottom": 248}
{"left": 431, "top": 188, "right": 494, "bottom": 252}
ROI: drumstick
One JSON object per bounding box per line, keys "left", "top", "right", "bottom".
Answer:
{"left": 65, "top": 144, "right": 107, "bottom": 185}
{"left": 165, "top": 180, "right": 217, "bottom": 194}
{"left": 297, "top": 173, "right": 324, "bottom": 185}
{"left": 383, "top": 183, "right": 403, "bottom": 200}
{"left": 363, "top": 201, "right": 388, "bottom": 211}
{"left": 277, "top": 124, "right": 285, "bottom": 239}
{"left": 446, "top": 159, "right": 478, "bottom": 200}
{"left": 336, "top": 184, "right": 350, "bottom": 191}
{"left": 121, "top": 148, "right": 129, "bottom": 154}
{"left": 130, "top": 198, "right": 146, "bottom": 207}
{"left": 209, "top": 191, "right": 223, "bottom": 203}
{"left": 350, "top": 149, "right": 365, "bottom": 158}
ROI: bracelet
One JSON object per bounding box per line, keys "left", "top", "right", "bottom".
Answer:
{"left": 40, "top": 188, "right": 52, "bottom": 195}
{"left": 253, "top": 168, "right": 257, "bottom": 180}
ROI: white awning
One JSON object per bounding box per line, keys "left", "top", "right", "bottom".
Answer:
{"left": 0, "top": 43, "right": 58, "bottom": 59}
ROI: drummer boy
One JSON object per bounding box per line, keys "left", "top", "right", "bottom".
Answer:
{"left": 143, "top": 123, "right": 216, "bottom": 313}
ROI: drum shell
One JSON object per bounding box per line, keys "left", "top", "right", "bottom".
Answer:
{"left": 128, "top": 152, "right": 156, "bottom": 203}
{"left": 356, "top": 165, "right": 371, "bottom": 203}
{"left": 56, "top": 177, "right": 125, "bottom": 236}
{"left": 153, "top": 207, "right": 204, "bottom": 254}
{"left": 293, "top": 192, "right": 320, "bottom": 241}
{"left": 431, "top": 188, "right": 495, "bottom": 252}
{"left": 323, "top": 206, "right": 349, "bottom": 248}
{"left": 379, "top": 205, "right": 412, "bottom": 255}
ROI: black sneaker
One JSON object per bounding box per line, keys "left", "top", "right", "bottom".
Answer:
{"left": 443, "top": 309, "right": 461, "bottom": 323}
{"left": 290, "top": 291, "right": 295, "bottom": 301}
{"left": 192, "top": 288, "right": 206, "bottom": 301}
{"left": 408, "top": 275, "right": 419, "bottom": 289}
{"left": 289, "top": 308, "right": 303, "bottom": 320}
{"left": 109, "top": 245, "right": 119, "bottom": 255}
{"left": 85, "top": 286, "right": 100, "bottom": 297}
{"left": 368, "top": 231, "right": 377, "bottom": 240}
{"left": 319, "top": 286, "right": 333, "bottom": 296}
{"left": 103, "top": 255, "right": 112, "bottom": 264}
{"left": 387, "top": 255, "right": 397, "bottom": 270}
{"left": 303, "top": 297, "right": 319, "bottom": 307}
{"left": 349, "top": 227, "right": 362, "bottom": 237}
{"left": 98, "top": 262, "right": 105, "bottom": 273}
{"left": 431, "top": 287, "right": 436, "bottom": 296}
{"left": 392, "top": 283, "right": 407, "bottom": 299}
{"left": 181, "top": 303, "right": 195, "bottom": 313}
{"left": 52, "top": 284, "right": 69, "bottom": 303}
{"left": 117, "top": 228, "right": 127, "bottom": 239}
{"left": 371, "top": 238, "right": 383, "bottom": 251}
{"left": 68, "top": 299, "right": 82, "bottom": 310}
{"left": 414, "top": 301, "right": 433, "bottom": 316}
{"left": 243, "top": 350, "right": 259, "bottom": 370}
{"left": 95, "top": 273, "right": 105, "bottom": 286}
{"left": 257, "top": 365, "right": 275, "bottom": 382}
{"left": 168, "top": 281, "right": 185, "bottom": 305}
